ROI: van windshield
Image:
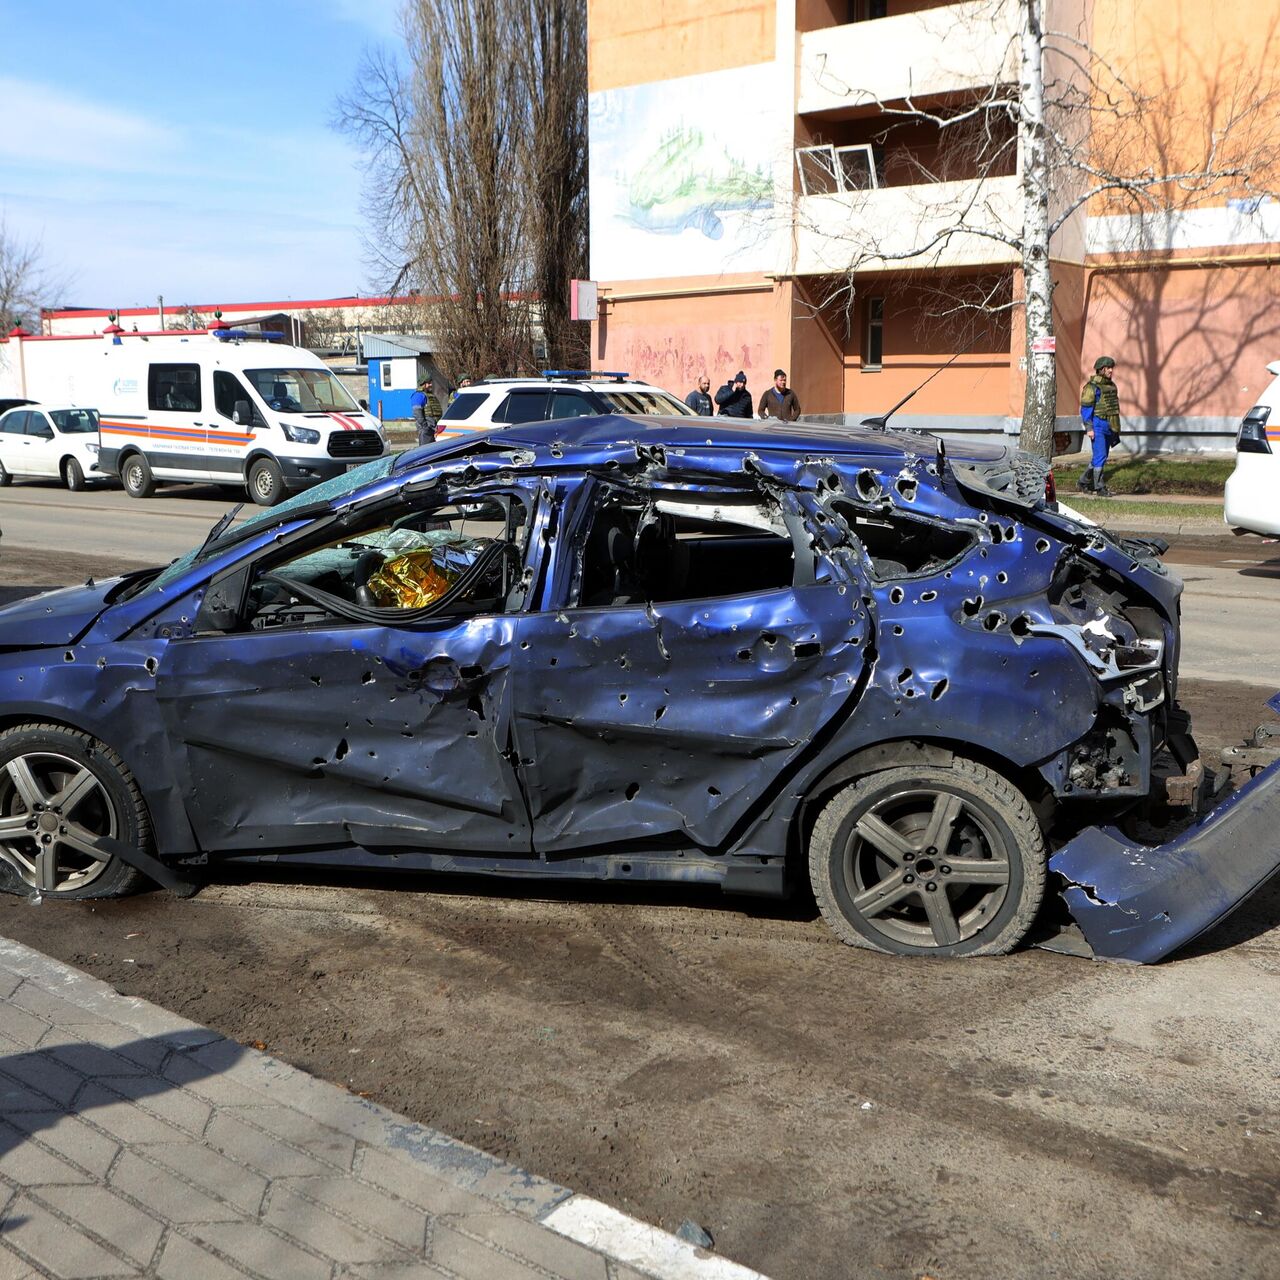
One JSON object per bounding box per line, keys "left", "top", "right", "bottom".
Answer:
{"left": 245, "top": 368, "right": 360, "bottom": 414}
{"left": 50, "top": 409, "right": 100, "bottom": 434}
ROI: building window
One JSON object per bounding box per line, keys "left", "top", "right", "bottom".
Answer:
{"left": 796, "top": 144, "right": 880, "bottom": 196}
{"left": 863, "top": 298, "right": 884, "bottom": 370}
{"left": 848, "top": 0, "right": 888, "bottom": 20}
{"left": 380, "top": 360, "right": 392, "bottom": 391}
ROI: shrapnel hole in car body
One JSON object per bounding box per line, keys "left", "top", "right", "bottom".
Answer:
{"left": 0, "top": 416, "right": 1273, "bottom": 963}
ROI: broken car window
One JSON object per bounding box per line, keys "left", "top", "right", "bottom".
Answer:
{"left": 830, "top": 499, "right": 975, "bottom": 580}
{"left": 245, "top": 496, "right": 529, "bottom": 629}
{"left": 575, "top": 490, "right": 795, "bottom": 607}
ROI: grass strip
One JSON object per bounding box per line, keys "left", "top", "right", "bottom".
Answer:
{"left": 1051, "top": 456, "right": 1233, "bottom": 496}
{"left": 1065, "top": 497, "right": 1223, "bottom": 522}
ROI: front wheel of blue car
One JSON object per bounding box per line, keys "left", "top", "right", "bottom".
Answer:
{"left": 0, "top": 725, "right": 150, "bottom": 900}
{"left": 809, "top": 758, "right": 1046, "bottom": 957}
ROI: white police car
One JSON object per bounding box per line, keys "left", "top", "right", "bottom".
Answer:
{"left": 436, "top": 371, "right": 693, "bottom": 440}
{"left": 1224, "top": 360, "right": 1280, "bottom": 536}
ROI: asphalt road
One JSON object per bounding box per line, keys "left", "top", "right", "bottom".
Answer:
{"left": 0, "top": 477, "right": 242, "bottom": 565}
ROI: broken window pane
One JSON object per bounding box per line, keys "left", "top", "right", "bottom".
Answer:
{"left": 831, "top": 500, "right": 975, "bottom": 578}
{"left": 576, "top": 492, "right": 795, "bottom": 606}
{"left": 245, "top": 496, "right": 529, "bottom": 627}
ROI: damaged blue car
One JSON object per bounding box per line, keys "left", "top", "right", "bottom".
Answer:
{"left": 0, "top": 416, "right": 1276, "bottom": 962}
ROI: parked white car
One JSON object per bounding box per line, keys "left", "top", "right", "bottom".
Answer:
{"left": 0, "top": 405, "right": 103, "bottom": 491}
{"left": 435, "top": 371, "right": 693, "bottom": 441}
{"left": 1224, "top": 360, "right": 1280, "bottom": 536}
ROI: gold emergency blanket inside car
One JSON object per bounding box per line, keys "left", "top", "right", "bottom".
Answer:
{"left": 365, "top": 548, "right": 459, "bottom": 608}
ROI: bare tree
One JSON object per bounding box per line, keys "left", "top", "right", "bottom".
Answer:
{"left": 514, "top": 0, "right": 589, "bottom": 370}
{"left": 796, "top": 1, "right": 1280, "bottom": 457}
{"left": 336, "top": 0, "right": 588, "bottom": 378}
{"left": 0, "top": 215, "right": 66, "bottom": 332}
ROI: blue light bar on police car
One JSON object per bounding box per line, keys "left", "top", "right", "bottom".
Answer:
{"left": 212, "top": 329, "right": 286, "bottom": 343}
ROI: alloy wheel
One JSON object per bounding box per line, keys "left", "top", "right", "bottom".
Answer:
{"left": 840, "top": 786, "right": 1012, "bottom": 948}
{"left": 0, "top": 752, "right": 118, "bottom": 893}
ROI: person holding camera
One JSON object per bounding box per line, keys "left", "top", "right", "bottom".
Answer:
{"left": 714, "top": 370, "right": 753, "bottom": 418}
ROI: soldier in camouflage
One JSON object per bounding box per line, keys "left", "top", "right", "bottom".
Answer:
{"left": 1079, "top": 355, "right": 1121, "bottom": 496}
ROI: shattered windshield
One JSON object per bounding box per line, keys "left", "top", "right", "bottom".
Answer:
{"left": 245, "top": 367, "right": 360, "bottom": 414}
{"left": 139, "top": 456, "right": 399, "bottom": 595}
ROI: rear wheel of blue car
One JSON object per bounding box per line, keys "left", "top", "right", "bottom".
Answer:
{"left": 809, "top": 758, "right": 1046, "bottom": 957}
{"left": 0, "top": 725, "right": 149, "bottom": 900}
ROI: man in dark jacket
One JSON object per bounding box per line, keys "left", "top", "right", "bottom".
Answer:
{"left": 684, "top": 375, "right": 713, "bottom": 415}
{"left": 715, "top": 370, "right": 753, "bottom": 418}
{"left": 758, "top": 368, "right": 801, "bottom": 421}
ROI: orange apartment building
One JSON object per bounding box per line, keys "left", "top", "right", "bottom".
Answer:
{"left": 587, "top": 0, "right": 1280, "bottom": 450}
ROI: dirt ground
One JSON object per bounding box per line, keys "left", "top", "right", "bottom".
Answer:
{"left": 0, "top": 545, "right": 1277, "bottom": 1280}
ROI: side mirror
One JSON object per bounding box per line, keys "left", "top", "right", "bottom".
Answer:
{"left": 233, "top": 400, "right": 252, "bottom": 426}
{"left": 358, "top": 398, "right": 369, "bottom": 411}
{"left": 196, "top": 565, "right": 249, "bottom": 632}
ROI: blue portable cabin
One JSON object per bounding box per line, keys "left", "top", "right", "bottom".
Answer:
{"left": 362, "top": 334, "right": 444, "bottom": 421}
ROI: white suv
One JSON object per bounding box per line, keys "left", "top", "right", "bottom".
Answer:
{"left": 437, "top": 371, "right": 694, "bottom": 439}
{"left": 1224, "top": 361, "right": 1280, "bottom": 536}
{"left": 0, "top": 404, "right": 104, "bottom": 491}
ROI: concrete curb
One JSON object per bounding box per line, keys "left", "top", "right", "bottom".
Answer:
{"left": 0, "top": 935, "right": 771, "bottom": 1279}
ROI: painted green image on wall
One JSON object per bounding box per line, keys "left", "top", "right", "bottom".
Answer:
{"left": 627, "top": 125, "right": 772, "bottom": 239}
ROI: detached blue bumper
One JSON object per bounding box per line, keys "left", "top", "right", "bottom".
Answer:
{"left": 1051, "top": 750, "right": 1280, "bottom": 964}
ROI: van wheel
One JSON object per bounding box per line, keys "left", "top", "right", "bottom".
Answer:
{"left": 62, "top": 458, "right": 87, "bottom": 492}
{"left": 0, "top": 462, "right": 11, "bottom": 487}
{"left": 808, "top": 758, "right": 1046, "bottom": 958}
{"left": 247, "top": 458, "right": 285, "bottom": 506}
{"left": 121, "top": 454, "right": 156, "bottom": 499}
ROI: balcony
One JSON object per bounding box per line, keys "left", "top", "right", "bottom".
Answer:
{"left": 797, "top": 0, "right": 1019, "bottom": 118}
{"left": 792, "top": 174, "right": 1021, "bottom": 275}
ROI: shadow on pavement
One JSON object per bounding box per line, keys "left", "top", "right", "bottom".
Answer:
{"left": 0, "top": 1029, "right": 242, "bottom": 1235}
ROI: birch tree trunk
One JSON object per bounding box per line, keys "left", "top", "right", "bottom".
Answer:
{"left": 1018, "top": 0, "right": 1057, "bottom": 459}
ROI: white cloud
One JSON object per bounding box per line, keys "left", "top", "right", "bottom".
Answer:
{"left": 321, "top": 0, "right": 405, "bottom": 41}
{"left": 0, "top": 76, "right": 181, "bottom": 172}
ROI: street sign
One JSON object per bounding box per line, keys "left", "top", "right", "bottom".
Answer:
{"left": 570, "top": 280, "right": 598, "bottom": 321}
{"left": 1031, "top": 336, "right": 1057, "bottom": 354}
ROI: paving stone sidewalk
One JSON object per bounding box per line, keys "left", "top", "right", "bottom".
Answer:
{"left": 0, "top": 937, "right": 767, "bottom": 1280}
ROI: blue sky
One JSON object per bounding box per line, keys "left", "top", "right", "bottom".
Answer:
{"left": 0, "top": 0, "right": 403, "bottom": 309}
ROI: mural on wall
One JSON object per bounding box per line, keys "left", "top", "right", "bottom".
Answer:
{"left": 590, "top": 63, "right": 784, "bottom": 280}
{"left": 609, "top": 323, "right": 771, "bottom": 393}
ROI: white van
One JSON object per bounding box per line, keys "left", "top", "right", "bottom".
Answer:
{"left": 0, "top": 328, "right": 387, "bottom": 505}
{"left": 1224, "top": 360, "right": 1280, "bottom": 536}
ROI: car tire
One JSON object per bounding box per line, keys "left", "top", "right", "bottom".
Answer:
{"left": 247, "top": 457, "right": 285, "bottom": 506}
{"left": 121, "top": 453, "right": 156, "bottom": 499}
{"left": 0, "top": 724, "right": 150, "bottom": 900}
{"left": 62, "top": 457, "right": 86, "bottom": 491}
{"left": 808, "top": 758, "right": 1045, "bottom": 958}
{"left": 0, "top": 463, "right": 10, "bottom": 487}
